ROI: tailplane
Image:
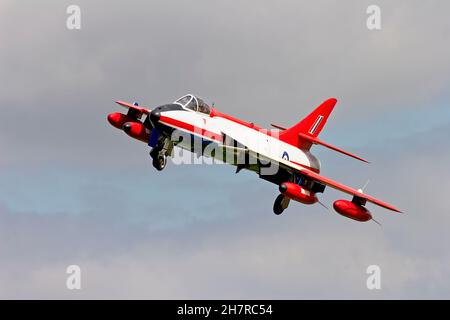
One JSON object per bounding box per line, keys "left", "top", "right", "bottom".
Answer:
{"left": 277, "top": 98, "right": 368, "bottom": 163}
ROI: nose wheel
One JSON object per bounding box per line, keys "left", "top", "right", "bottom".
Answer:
{"left": 150, "top": 146, "right": 168, "bottom": 171}
{"left": 152, "top": 154, "right": 167, "bottom": 171}
{"left": 150, "top": 138, "right": 172, "bottom": 171}
{"left": 273, "top": 194, "right": 290, "bottom": 215}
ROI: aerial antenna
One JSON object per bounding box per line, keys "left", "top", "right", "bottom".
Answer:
{"left": 358, "top": 179, "right": 370, "bottom": 193}
{"left": 372, "top": 217, "right": 382, "bottom": 227}
{"left": 318, "top": 199, "right": 329, "bottom": 210}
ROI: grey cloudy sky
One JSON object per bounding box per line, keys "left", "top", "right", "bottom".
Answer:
{"left": 0, "top": 0, "right": 450, "bottom": 298}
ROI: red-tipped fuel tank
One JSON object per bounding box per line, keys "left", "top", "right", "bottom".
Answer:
{"left": 279, "top": 182, "right": 318, "bottom": 205}
{"left": 107, "top": 112, "right": 137, "bottom": 130}
{"left": 333, "top": 200, "right": 372, "bottom": 222}
{"left": 122, "top": 122, "right": 150, "bottom": 143}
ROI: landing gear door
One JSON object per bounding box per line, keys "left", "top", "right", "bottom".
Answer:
{"left": 149, "top": 128, "right": 160, "bottom": 148}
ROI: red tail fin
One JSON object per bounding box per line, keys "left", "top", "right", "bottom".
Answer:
{"left": 279, "top": 98, "right": 337, "bottom": 149}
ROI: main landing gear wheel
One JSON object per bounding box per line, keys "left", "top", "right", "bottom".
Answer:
{"left": 273, "top": 194, "right": 290, "bottom": 215}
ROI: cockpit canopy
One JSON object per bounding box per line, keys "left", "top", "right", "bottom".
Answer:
{"left": 174, "top": 94, "right": 211, "bottom": 115}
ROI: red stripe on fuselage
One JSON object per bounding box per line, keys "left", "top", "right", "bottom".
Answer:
{"left": 159, "top": 115, "right": 223, "bottom": 142}
{"left": 210, "top": 109, "right": 285, "bottom": 139}
{"left": 160, "top": 114, "right": 320, "bottom": 173}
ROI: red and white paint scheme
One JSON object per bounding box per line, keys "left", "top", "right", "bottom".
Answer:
{"left": 107, "top": 94, "right": 401, "bottom": 222}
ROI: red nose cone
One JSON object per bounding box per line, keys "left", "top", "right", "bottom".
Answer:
{"left": 333, "top": 200, "right": 372, "bottom": 222}
{"left": 107, "top": 112, "right": 119, "bottom": 126}
{"left": 279, "top": 182, "right": 318, "bottom": 205}
{"left": 107, "top": 112, "right": 134, "bottom": 129}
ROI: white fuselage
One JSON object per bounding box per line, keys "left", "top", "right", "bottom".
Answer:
{"left": 157, "top": 108, "right": 321, "bottom": 173}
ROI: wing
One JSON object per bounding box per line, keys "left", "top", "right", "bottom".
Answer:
{"left": 286, "top": 163, "right": 401, "bottom": 213}
{"left": 115, "top": 100, "right": 151, "bottom": 115}
{"left": 221, "top": 132, "right": 401, "bottom": 213}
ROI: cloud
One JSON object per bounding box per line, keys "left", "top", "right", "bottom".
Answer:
{"left": 1, "top": 123, "right": 450, "bottom": 299}
{"left": 1, "top": 0, "right": 450, "bottom": 299}
{"left": 1, "top": 0, "right": 450, "bottom": 166}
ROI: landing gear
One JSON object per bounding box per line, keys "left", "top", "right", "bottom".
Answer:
{"left": 273, "top": 194, "right": 290, "bottom": 215}
{"left": 152, "top": 154, "right": 167, "bottom": 171}
{"left": 150, "top": 138, "right": 172, "bottom": 171}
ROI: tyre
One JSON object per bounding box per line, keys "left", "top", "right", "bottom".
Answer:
{"left": 152, "top": 155, "right": 167, "bottom": 171}
{"left": 273, "top": 194, "right": 286, "bottom": 215}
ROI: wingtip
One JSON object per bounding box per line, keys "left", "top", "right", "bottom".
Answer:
{"left": 354, "top": 153, "right": 369, "bottom": 163}
{"left": 360, "top": 158, "right": 370, "bottom": 164}
{"left": 392, "top": 207, "right": 403, "bottom": 214}
{"left": 351, "top": 154, "right": 370, "bottom": 164}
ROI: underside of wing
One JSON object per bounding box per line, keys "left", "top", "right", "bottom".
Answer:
{"left": 269, "top": 155, "right": 401, "bottom": 213}
{"left": 220, "top": 132, "right": 401, "bottom": 213}
{"left": 298, "top": 168, "right": 401, "bottom": 213}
